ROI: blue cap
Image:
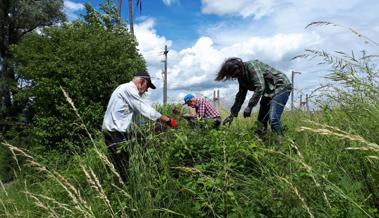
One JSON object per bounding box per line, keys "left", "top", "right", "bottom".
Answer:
{"left": 183, "top": 94, "right": 194, "bottom": 104}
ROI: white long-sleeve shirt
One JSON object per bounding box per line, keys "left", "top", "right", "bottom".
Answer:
{"left": 102, "top": 81, "right": 162, "bottom": 132}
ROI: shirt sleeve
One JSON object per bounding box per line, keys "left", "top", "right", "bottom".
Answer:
{"left": 230, "top": 85, "right": 248, "bottom": 116}
{"left": 247, "top": 69, "right": 265, "bottom": 108}
{"left": 126, "top": 91, "right": 162, "bottom": 121}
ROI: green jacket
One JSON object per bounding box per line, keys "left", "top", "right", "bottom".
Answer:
{"left": 230, "top": 60, "right": 292, "bottom": 116}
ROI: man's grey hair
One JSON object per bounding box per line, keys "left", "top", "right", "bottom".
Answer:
{"left": 133, "top": 76, "right": 145, "bottom": 81}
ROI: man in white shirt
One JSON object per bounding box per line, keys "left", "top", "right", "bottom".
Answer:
{"left": 102, "top": 71, "right": 177, "bottom": 181}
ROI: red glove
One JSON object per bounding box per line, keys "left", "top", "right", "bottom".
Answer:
{"left": 167, "top": 118, "right": 178, "bottom": 128}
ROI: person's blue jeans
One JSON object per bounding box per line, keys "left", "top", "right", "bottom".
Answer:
{"left": 257, "top": 89, "right": 291, "bottom": 134}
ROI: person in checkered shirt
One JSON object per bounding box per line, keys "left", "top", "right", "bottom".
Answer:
{"left": 183, "top": 94, "right": 221, "bottom": 128}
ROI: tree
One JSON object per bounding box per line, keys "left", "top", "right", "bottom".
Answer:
{"left": 0, "top": 0, "right": 65, "bottom": 119}
{"left": 11, "top": 3, "right": 146, "bottom": 154}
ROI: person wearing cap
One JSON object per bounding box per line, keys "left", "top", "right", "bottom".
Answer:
{"left": 183, "top": 94, "right": 221, "bottom": 129}
{"left": 215, "top": 58, "right": 292, "bottom": 137}
{"left": 102, "top": 71, "right": 178, "bottom": 181}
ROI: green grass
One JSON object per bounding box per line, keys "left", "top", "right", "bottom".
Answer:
{"left": 1, "top": 106, "right": 378, "bottom": 217}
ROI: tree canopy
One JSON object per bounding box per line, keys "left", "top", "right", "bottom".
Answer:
{"left": 0, "top": 0, "right": 65, "bottom": 117}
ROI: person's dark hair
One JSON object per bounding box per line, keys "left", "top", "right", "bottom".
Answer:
{"left": 215, "top": 57, "right": 244, "bottom": 81}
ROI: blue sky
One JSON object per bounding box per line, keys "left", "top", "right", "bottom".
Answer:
{"left": 64, "top": 0, "right": 379, "bottom": 109}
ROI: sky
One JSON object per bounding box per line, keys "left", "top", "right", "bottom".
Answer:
{"left": 63, "top": 0, "right": 379, "bottom": 109}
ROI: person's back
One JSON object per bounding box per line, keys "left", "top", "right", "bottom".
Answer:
{"left": 244, "top": 60, "right": 292, "bottom": 97}
{"left": 195, "top": 97, "right": 220, "bottom": 119}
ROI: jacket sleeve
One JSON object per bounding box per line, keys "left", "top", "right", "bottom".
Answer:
{"left": 127, "top": 91, "right": 162, "bottom": 121}
{"left": 247, "top": 70, "right": 265, "bottom": 108}
{"left": 230, "top": 85, "right": 248, "bottom": 116}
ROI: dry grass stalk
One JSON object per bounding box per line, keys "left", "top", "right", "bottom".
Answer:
{"left": 25, "top": 192, "right": 59, "bottom": 218}
{"left": 320, "top": 175, "right": 373, "bottom": 218}
{"left": 5, "top": 143, "right": 93, "bottom": 217}
{"left": 260, "top": 147, "right": 332, "bottom": 208}
{"left": 81, "top": 165, "right": 115, "bottom": 218}
{"left": 289, "top": 141, "right": 331, "bottom": 208}
{"left": 0, "top": 181, "right": 8, "bottom": 197}
{"left": 298, "top": 121, "right": 379, "bottom": 151}
{"left": 51, "top": 171, "right": 94, "bottom": 217}
{"left": 60, "top": 86, "right": 94, "bottom": 144}
{"left": 24, "top": 191, "right": 73, "bottom": 214}
{"left": 27, "top": 159, "right": 90, "bottom": 217}
{"left": 111, "top": 184, "right": 132, "bottom": 200}
{"left": 0, "top": 197, "right": 10, "bottom": 217}
{"left": 171, "top": 166, "right": 209, "bottom": 178}
{"left": 279, "top": 177, "right": 314, "bottom": 218}
{"left": 94, "top": 148, "right": 125, "bottom": 185}
{"left": 366, "top": 156, "right": 379, "bottom": 160}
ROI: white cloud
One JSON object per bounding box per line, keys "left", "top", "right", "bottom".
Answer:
{"left": 64, "top": 0, "right": 85, "bottom": 21}
{"left": 135, "top": 0, "right": 379, "bottom": 109}
{"left": 134, "top": 18, "right": 320, "bottom": 105}
{"left": 162, "top": 0, "right": 179, "bottom": 6}
{"left": 64, "top": 0, "right": 84, "bottom": 11}
{"left": 201, "top": 0, "right": 287, "bottom": 19}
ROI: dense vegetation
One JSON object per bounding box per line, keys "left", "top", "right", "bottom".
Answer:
{"left": 1, "top": 1, "right": 379, "bottom": 218}
{"left": 0, "top": 2, "right": 145, "bottom": 181}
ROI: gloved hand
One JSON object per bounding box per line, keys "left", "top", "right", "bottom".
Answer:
{"left": 243, "top": 106, "right": 252, "bottom": 118}
{"left": 223, "top": 114, "right": 234, "bottom": 126}
{"left": 167, "top": 118, "right": 178, "bottom": 128}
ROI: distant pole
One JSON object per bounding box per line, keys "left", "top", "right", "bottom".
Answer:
{"left": 291, "top": 71, "right": 301, "bottom": 110}
{"left": 128, "top": 0, "right": 134, "bottom": 35}
{"left": 300, "top": 95, "right": 303, "bottom": 110}
{"left": 306, "top": 94, "right": 309, "bottom": 111}
{"left": 117, "top": 0, "right": 122, "bottom": 17}
{"left": 163, "top": 45, "right": 169, "bottom": 105}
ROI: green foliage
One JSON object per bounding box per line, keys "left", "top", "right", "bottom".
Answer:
{"left": 0, "top": 0, "right": 65, "bottom": 117}
{"left": 10, "top": 4, "right": 145, "bottom": 154}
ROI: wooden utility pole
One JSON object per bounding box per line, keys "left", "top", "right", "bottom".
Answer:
{"left": 291, "top": 71, "right": 301, "bottom": 110}
{"left": 306, "top": 94, "right": 309, "bottom": 111}
{"left": 163, "top": 45, "right": 169, "bottom": 105}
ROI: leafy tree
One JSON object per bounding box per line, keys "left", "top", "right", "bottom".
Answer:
{"left": 11, "top": 3, "right": 146, "bottom": 155}
{"left": 0, "top": 0, "right": 65, "bottom": 119}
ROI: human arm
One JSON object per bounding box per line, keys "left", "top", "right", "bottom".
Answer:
{"left": 224, "top": 86, "right": 247, "bottom": 126}
{"left": 230, "top": 85, "right": 248, "bottom": 117}
{"left": 243, "top": 68, "right": 265, "bottom": 117}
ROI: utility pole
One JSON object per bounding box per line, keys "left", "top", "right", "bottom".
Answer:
{"left": 128, "top": 0, "right": 134, "bottom": 35}
{"left": 306, "top": 94, "right": 309, "bottom": 112}
{"left": 163, "top": 45, "right": 169, "bottom": 105}
{"left": 117, "top": 0, "right": 122, "bottom": 17}
{"left": 291, "top": 71, "right": 301, "bottom": 110}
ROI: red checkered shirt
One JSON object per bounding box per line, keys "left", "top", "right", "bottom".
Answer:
{"left": 195, "top": 98, "right": 220, "bottom": 119}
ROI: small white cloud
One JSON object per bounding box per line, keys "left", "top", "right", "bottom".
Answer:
{"left": 64, "top": 0, "right": 84, "bottom": 11}
{"left": 162, "top": 0, "right": 179, "bottom": 6}
{"left": 201, "top": 0, "right": 286, "bottom": 19}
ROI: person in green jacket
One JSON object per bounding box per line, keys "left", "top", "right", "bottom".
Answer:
{"left": 215, "top": 57, "right": 292, "bottom": 135}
